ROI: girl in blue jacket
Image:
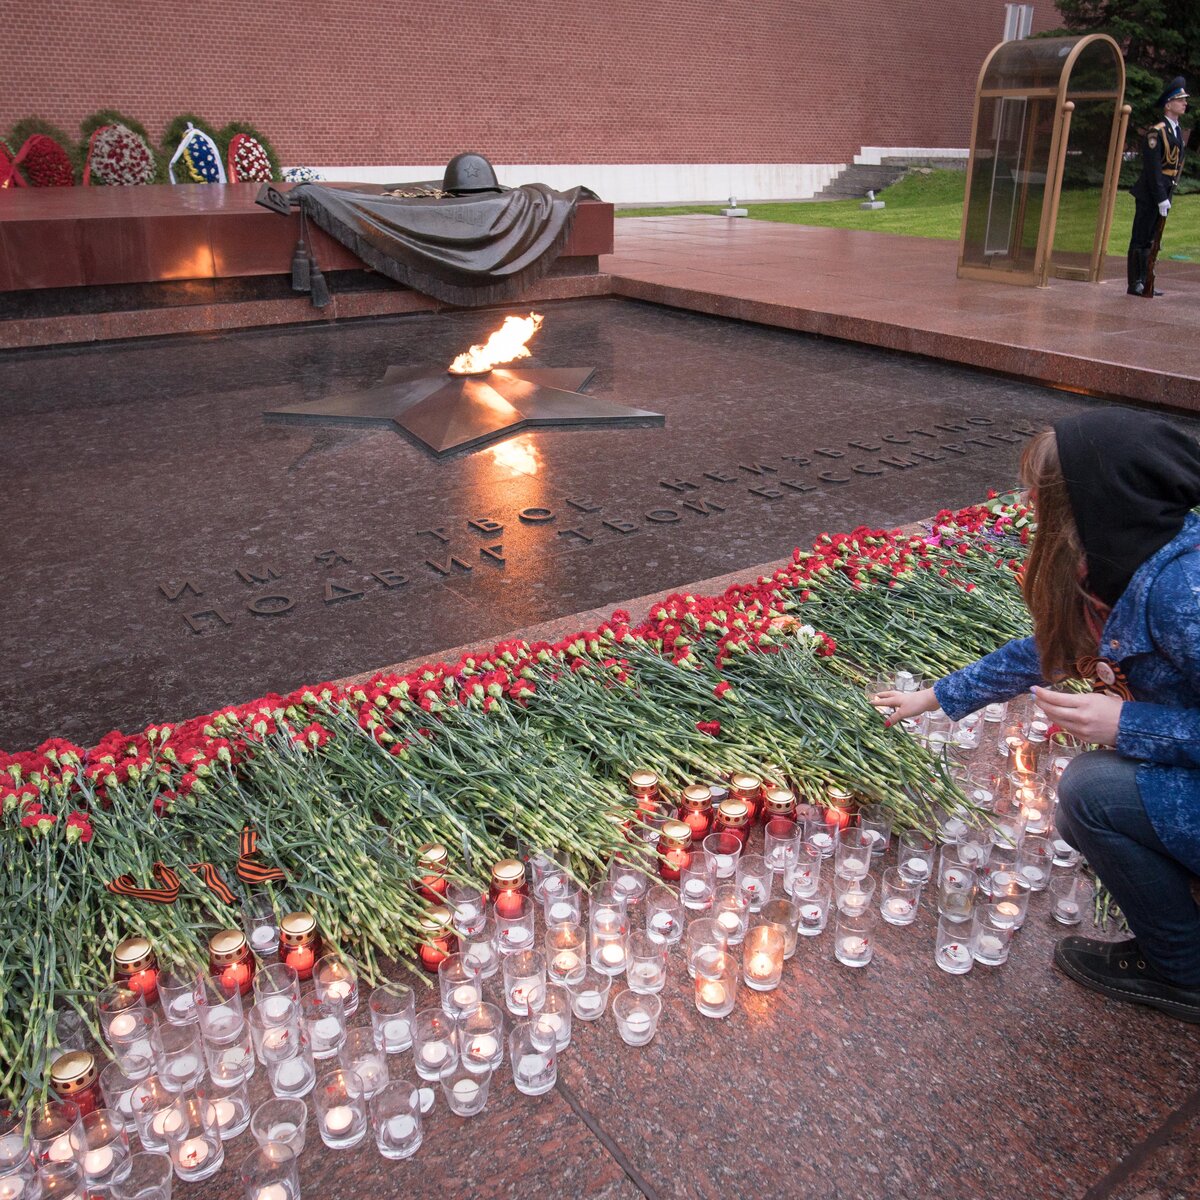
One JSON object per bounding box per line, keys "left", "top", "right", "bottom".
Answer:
{"left": 874, "top": 408, "right": 1200, "bottom": 1023}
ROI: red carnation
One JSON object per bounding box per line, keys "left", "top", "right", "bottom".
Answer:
{"left": 713, "top": 681, "right": 732, "bottom": 699}
{"left": 65, "top": 811, "right": 93, "bottom": 844}
{"left": 695, "top": 720, "right": 721, "bottom": 737}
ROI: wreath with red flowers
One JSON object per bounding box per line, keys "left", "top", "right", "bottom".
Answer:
{"left": 219, "top": 121, "right": 280, "bottom": 182}
{"left": 7, "top": 119, "right": 77, "bottom": 186}
{"left": 85, "top": 124, "right": 157, "bottom": 186}
{"left": 0, "top": 138, "right": 22, "bottom": 188}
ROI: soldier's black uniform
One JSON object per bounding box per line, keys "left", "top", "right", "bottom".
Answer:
{"left": 1128, "top": 78, "right": 1188, "bottom": 296}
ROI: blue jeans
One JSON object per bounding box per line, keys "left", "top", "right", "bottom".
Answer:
{"left": 1056, "top": 750, "right": 1200, "bottom": 986}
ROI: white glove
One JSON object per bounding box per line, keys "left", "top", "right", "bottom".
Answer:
{"left": 1159, "top": 199, "right": 1172, "bottom": 217}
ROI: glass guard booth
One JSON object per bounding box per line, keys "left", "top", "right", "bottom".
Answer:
{"left": 958, "top": 34, "right": 1128, "bottom": 287}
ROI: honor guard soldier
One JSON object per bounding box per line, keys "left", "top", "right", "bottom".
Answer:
{"left": 1128, "top": 76, "right": 1188, "bottom": 296}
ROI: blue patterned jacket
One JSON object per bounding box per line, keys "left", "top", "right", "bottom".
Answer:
{"left": 934, "top": 513, "right": 1200, "bottom": 875}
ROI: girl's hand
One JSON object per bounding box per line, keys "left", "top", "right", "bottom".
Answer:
{"left": 870, "top": 686, "right": 939, "bottom": 727}
{"left": 1031, "top": 686, "right": 1123, "bottom": 747}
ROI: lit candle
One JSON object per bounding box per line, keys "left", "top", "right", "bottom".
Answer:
{"left": 451, "top": 984, "right": 479, "bottom": 1010}
{"left": 209, "top": 1098, "right": 236, "bottom": 1129}
{"left": 47, "top": 1135, "right": 75, "bottom": 1162}
{"left": 255, "top": 1185, "right": 288, "bottom": 1200}
{"left": 0, "top": 1176, "right": 25, "bottom": 1200}
{"left": 151, "top": 1109, "right": 183, "bottom": 1139}
{"left": 841, "top": 889, "right": 868, "bottom": 915}
{"left": 699, "top": 981, "right": 726, "bottom": 1007}
{"left": 108, "top": 1012, "right": 137, "bottom": 1039}
{"left": 176, "top": 1137, "right": 209, "bottom": 1169}
{"left": 748, "top": 952, "right": 774, "bottom": 980}
{"left": 324, "top": 978, "right": 353, "bottom": 1002}
{"left": 1055, "top": 900, "right": 1080, "bottom": 921}
{"left": 354, "top": 1056, "right": 386, "bottom": 1092}
{"left": 993, "top": 901, "right": 1020, "bottom": 928}
{"left": 82, "top": 1146, "right": 114, "bottom": 1176}
{"left": 323, "top": 1105, "right": 354, "bottom": 1135}
{"left": 599, "top": 943, "right": 626, "bottom": 968}
{"left": 883, "top": 897, "right": 913, "bottom": 920}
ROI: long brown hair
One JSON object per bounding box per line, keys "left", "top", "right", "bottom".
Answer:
{"left": 1019, "top": 429, "right": 1094, "bottom": 679}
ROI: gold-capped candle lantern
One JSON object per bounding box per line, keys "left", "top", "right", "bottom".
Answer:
{"left": 418, "top": 905, "right": 458, "bottom": 974}
{"left": 113, "top": 936, "right": 160, "bottom": 1006}
{"left": 678, "top": 783, "right": 714, "bottom": 843}
{"left": 416, "top": 841, "right": 449, "bottom": 902}
{"left": 657, "top": 819, "right": 693, "bottom": 882}
{"left": 824, "top": 784, "right": 855, "bottom": 831}
{"left": 763, "top": 785, "right": 797, "bottom": 820}
{"left": 279, "top": 911, "right": 321, "bottom": 981}
{"left": 50, "top": 1050, "right": 103, "bottom": 1116}
{"left": 627, "top": 769, "right": 660, "bottom": 817}
{"left": 729, "top": 772, "right": 763, "bottom": 823}
{"left": 208, "top": 929, "right": 256, "bottom": 997}
{"left": 713, "top": 798, "right": 751, "bottom": 847}
{"left": 490, "top": 859, "right": 528, "bottom": 918}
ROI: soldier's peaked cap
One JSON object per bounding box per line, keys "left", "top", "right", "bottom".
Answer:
{"left": 1156, "top": 77, "right": 1188, "bottom": 108}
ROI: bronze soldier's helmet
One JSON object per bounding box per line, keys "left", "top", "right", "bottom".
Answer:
{"left": 442, "top": 153, "right": 503, "bottom": 195}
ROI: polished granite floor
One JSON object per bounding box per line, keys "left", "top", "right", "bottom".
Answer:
{"left": 0, "top": 295, "right": 1158, "bottom": 749}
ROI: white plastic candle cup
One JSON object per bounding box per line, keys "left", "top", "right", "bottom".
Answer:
{"left": 369, "top": 981, "right": 416, "bottom": 1054}
{"left": 613, "top": 989, "right": 662, "bottom": 1046}
{"left": 568, "top": 969, "right": 612, "bottom": 1021}
{"left": 370, "top": 1079, "right": 423, "bottom": 1160}
{"left": 313, "top": 1068, "right": 367, "bottom": 1150}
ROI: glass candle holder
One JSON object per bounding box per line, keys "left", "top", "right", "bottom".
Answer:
{"left": 265, "top": 1027, "right": 317, "bottom": 1100}
{"left": 278, "top": 912, "right": 321, "bottom": 983}
{"left": 1010, "top": 774, "right": 1053, "bottom": 836}
{"left": 834, "top": 874, "right": 876, "bottom": 917}
{"left": 192, "top": 974, "right": 243, "bottom": 1041}
{"left": 784, "top": 844, "right": 821, "bottom": 899}
{"left": 1019, "top": 836, "right": 1055, "bottom": 892}
{"left": 679, "top": 859, "right": 716, "bottom": 912}
{"left": 973, "top": 909, "right": 1014, "bottom": 966}
{"left": 30, "top": 1101, "right": 81, "bottom": 1170}
{"left": 417, "top": 906, "right": 458, "bottom": 974}
{"left": 300, "top": 993, "right": 347, "bottom": 1061}
{"left": 568, "top": 969, "right": 612, "bottom": 1021}
{"left": 156, "top": 964, "right": 200, "bottom": 1028}
{"left": 934, "top": 803, "right": 972, "bottom": 846}
{"left": 51, "top": 1010, "right": 87, "bottom": 1060}
{"left": 371, "top": 1079, "right": 423, "bottom": 1161}
{"left": 589, "top": 883, "right": 628, "bottom": 935}
{"left": 833, "top": 910, "right": 877, "bottom": 969}
{"left": 803, "top": 816, "right": 837, "bottom": 861}
{"left": 953, "top": 709, "right": 984, "bottom": 751}
{"left": 411, "top": 1010, "right": 458, "bottom": 1081}
{"left": 613, "top": 990, "right": 662, "bottom": 1047}
{"left": 1049, "top": 874, "right": 1094, "bottom": 925}
{"left": 527, "top": 982, "right": 572, "bottom": 1052}
{"left": 712, "top": 884, "right": 748, "bottom": 945}
{"left": 952, "top": 827, "right": 993, "bottom": 874}
{"left": 314, "top": 953, "right": 359, "bottom": 1019}
{"left": 694, "top": 952, "right": 739, "bottom": 1018}
{"left": 735, "top": 854, "right": 772, "bottom": 913}
{"left": 645, "top": 885, "right": 685, "bottom": 946}
{"left": 250, "top": 1097, "right": 308, "bottom": 1156}
{"left": 989, "top": 872, "right": 1032, "bottom": 930}
{"left": 100, "top": 1057, "right": 151, "bottom": 1134}
{"left": 96, "top": 985, "right": 146, "bottom": 1048}
{"left": 150, "top": 1022, "right": 205, "bottom": 1095}
{"left": 701, "top": 831, "right": 742, "bottom": 881}
{"left": 896, "top": 829, "right": 935, "bottom": 885}
{"left": 490, "top": 858, "right": 529, "bottom": 918}
{"left": 1050, "top": 830, "right": 1082, "bottom": 869}
{"left": 253, "top": 963, "right": 301, "bottom": 1022}
{"left": 440, "top": 1065, "right": 491, "bottom": 1117}
{"left": 759, "top": 898, "right": 800, "bottom": 960}
{"left": 504, "top": 949, "right": 547, "bottom": 1017}
{"left": 313, "top": 1068, "right": 367, "bottom": 1150}
{"left": 447, "top": 882, "right": 488, "bottom": 936}
{"left": 542, "top": 876, "right": 583, "bottom": 926}
{"left": 202, "top": 1019, "right": 255, "bottom": 1088}
{"left": 458, "top": 1002, "right": 505, "bottom": 1075}
{"left": 607, "top": 858, "right": 650, "bottom": 906}
{"left": 685, "top": 918, "right": 728, "bottom": 980}
{"left": 369, "top": 982, "right": 415, "bottom": 1055}
{"left": 857, "top": 804, "right": 893, "bottom": 857}
{"left": 69, "top": 1108, "right": 129, "bottom": 1186}
{"left": 834, "top": 827, "right": 873, "bottom": 882}
{"left": 880, "top": 866, "right": 921, "bottom": 926}
{"left": 239, "top": 1140, "right": 299, "bottom": 1200}
{"left": 37, "top": 1159, "right": 87, "bottom": 1199}
{"left": 625, "top": 931, "right": 667, "bottom": 995}
{"left": 742, "top": 924, "right": 785, "bottom": 991}
{"left": 110, "top": 1151, "right": 173, "bottom": 1200}
{"left": 241, "top": 893, "right": 280, "bottom": 960}
{"left": 545, "top": 922, "right": 587, "bottom": 986}
{"left": 0, "top": 1110, "right": 26, "bottom": 1175}
{"left": 249, "top": 1004, "right": 300, "bottom": 1066}
{"left": 107, "top": 1010, "right": 157, "bottom": 1078}
{"left": 590, "top": 919, "right": 629, "bottom": 976}
{"left": 460, "top": 914, "right": 501, "bottom": 979}
{"left": 129, "top": 1077, "right": 178, "bottom": 1154}
{"left": 495, "top": 895, "right": 537, "bottom": 955}
{"left": 438, "top": 954, "right": 483, "bottom": 1019}
{"left": 796, "top": 878, "right": 832, "bottom": 937}
{"left": 49, "top": 1050, "right": 104, "bottom": 1119}
{"left": 509, "top": 1022, "right": 556, "bottom": 1096}
{"left": 205, "top": 1080, "right": 251, "bottom": 1141}
{"left": 529, "top": 849, "right": 571, "bottom": 903}
{"left": 762, "top": 817, "right": 799, "bottom": 876}
{"left": 937, "top": 864, "right": 978, "bottom": 924}
{"left": 935, "top": 913, "right": 977, "bottom": 975}
{"left": 337, "top": 1026, "right": 388, "bottom": 1100}
{"left": 164, "top": 1089, "right": 224, "bottom": 1182}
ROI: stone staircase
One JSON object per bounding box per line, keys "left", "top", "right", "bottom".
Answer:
{"left": 812, "top": 155, "right": 967, "bottom": 201}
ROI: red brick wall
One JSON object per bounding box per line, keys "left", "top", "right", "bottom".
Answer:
{"left": 1, "top": 0, "right": 1059, "bottom": 165}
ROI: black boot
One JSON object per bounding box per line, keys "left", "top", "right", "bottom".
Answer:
{"left": 1127, "top": 249, "right": 1146, "bottom": 296}
{"left": 1054, "top": 936, "right": 1200, "bottom": 1023}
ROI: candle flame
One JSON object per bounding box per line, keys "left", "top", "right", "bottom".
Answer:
{"left": 448, "top": 312, "right": 544, "bottom": 374}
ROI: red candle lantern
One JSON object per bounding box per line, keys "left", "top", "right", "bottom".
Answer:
{"left": 417, "top": 905, "right": 458, "bottom": 973}
{"left": 49, "top": 1051, "right": 103, "bottom": 1117}
{"left": 763, "top": 785, "right": 797, "bottom": 822}
{"left": 415, "top": 842, "right": 449, "bottom": 902}
{"left": 824, "top": 784, "right": 855, "bottom": 831}
{"left": 627, "top": 769, "right": 661, "bottom": 818}
{"left": 279, "top": 911, "right": 321, "bottom": 981}
{"left": 713, "top": 798, "right": 752, "bottom": 847}
{"left": 113, "top": 936, "right": 159, "bottom": 1006}
{"left": 657, "top": 819, "right": 693, "bottom": 882}
{"left": 489, "top": 859, "right": 529, "bottom": 918}
{"left": 207, "top": 929, "right": 256, "bottom": 997}
{"left": 678, "top": 783, "right": 714, "bottom": 843}
{"left": 729, "top": 772, "right": 763, "bottom": 824}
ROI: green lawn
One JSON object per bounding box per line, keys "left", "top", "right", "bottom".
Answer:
{"left": 617, "top": 170, "right": 1200, "bottom": 262}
